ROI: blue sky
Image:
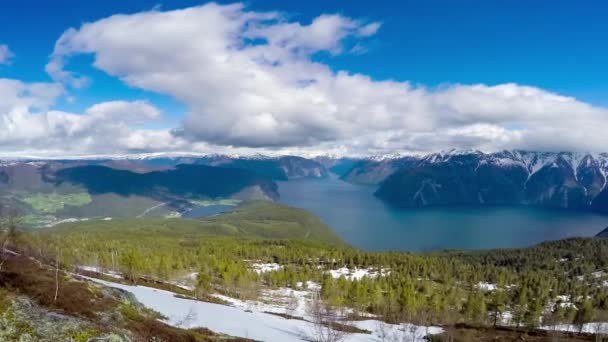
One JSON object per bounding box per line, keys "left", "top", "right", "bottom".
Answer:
{"left": 0, "top": 0, "right": 607, "bottom": 156}
{"left": 3, "top": 1, "right": 607, "bottom": 105}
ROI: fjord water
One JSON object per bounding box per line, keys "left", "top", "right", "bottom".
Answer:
{"left": 277, "top": 176, "right": 608, "bottom": 252}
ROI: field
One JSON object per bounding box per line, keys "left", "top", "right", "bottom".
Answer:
{"left": 20, "top": 192, "right": 92, "bottom": 213}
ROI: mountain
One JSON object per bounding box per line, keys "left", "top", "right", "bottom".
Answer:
{"left": 371, "top": 150, "right": 608, "bottom": 211}
{"left": 313, "top": 156, "right": 363, "bottom": 177}
{"left": 0, "top": 161, "right": 278, "bottom": 226}
{"left": 340, "top": 156, "right": 420, "bottom": 184}
{"left": 197, "top": 155, "right": 328, "bottom": 180}
{"left": 77, "top": 154, "right": 329, "bottom": 180}
{"left": 597, "top": 227, "right": 608, "bottom": 238}
{"left": 51, "top": 164, "right": 278, "bottom": 200}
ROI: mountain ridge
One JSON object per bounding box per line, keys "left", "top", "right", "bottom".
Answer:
{"left": 366, "top": 150, "right": 608, "bottom": 212}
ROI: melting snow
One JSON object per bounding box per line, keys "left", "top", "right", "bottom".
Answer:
{"left": 541, "top": 323, "right": 608, "bottom": 334}
{"left": 250, "top": 262, "right": 283, "bottom": 274}
{"left": 78, "top": 266, "right": 123, "bottom": 279}
{"left": 329, "top": 267, "right": 390, "bottom": 281}
{"left": 475, "top": 282, "right": 497, "bottom": 291}
{"left": 81, "top": 276, "right": 441, "bottom": 341}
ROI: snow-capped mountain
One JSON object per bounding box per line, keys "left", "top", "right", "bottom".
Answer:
{"left": 355, "top": 150, "right": 608, "bottom": 212}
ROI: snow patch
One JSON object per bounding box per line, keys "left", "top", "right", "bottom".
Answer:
{"left": 541, "top": 323, "right": 608, "bottom": 334}
{"left": 82, "top": 276, "right": 442, "bottom": 342}
{"left": 250, "top": 262, "right": 283, "bottom": 274}
{"left": 78, "top": 266, "right": 123, "bottom": 279}
{"left": 329, "top": 267, "right": 390, "bottom": 281}
{"left": 475, "top": 282, "right": 497, "bottom": 291}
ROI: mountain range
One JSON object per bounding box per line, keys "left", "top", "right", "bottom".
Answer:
{"left": 4, "top": 149, "right": 608, "bottom": 226}
{"left": 343, "top": 150, "right": 608, "bottom": 212}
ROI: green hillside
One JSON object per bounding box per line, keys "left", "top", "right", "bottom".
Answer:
{"left": 42, "top": 200, "right": 344, "bottom": 246}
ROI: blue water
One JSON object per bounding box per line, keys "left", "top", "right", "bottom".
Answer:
{"left": 277, "top": 177, "right": 608, "bottom": 252}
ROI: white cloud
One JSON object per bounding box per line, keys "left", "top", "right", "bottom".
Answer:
{"left": 0, "top": 45, "right": 13, "bottom": 65}
{"left": 34, "top": 2, "right": 608, "bottom": 155}
{"left": 0, "top": 78, "right": 185, "bottom": 156}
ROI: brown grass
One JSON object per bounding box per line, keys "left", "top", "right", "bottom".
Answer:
{"left": 0, "top": 254, "right": 115, "bottom": 318}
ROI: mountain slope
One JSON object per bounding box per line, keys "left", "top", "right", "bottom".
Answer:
{"left": 596, "top": 227, "right": 608, "bottom": 238}
{"left": 340, "top": 156, "right": 420, "bottom": 184}
{"left": 371, "top": 150, "right": 608, "bottom": 211}
{"left": 44, "top": 200, "right": 344, "bottom": 246}
{"left": 52, "top": 164, "right": 278, "bottom": 200}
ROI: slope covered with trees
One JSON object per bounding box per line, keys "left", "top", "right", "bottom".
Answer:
{"left": 11, "top": 213, "right": 607, "bottom": 339}
{"left": 43, "top": 201, "right": 344, "bottom": 245}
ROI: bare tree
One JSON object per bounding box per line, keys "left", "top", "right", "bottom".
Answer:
{"left": 402, "top": 322, "right": 422, "bottom": 342}
{"left": 175, "top": 307, "right": 198, "bottom": 328}
{"left": 307, "top": 290, "right": 346, "bottom": 342}
{"left": 375, "top": 320, "right": 404, "bottom": 342}
{"left": 0, "top": 211, "right": 20, "bottom": 273}
{"left": 286, "top": 290, "right": 299, "bottom": 317}
{"left": 375, "top": 320, "right": 390, "bottom": 341}
{"left": 54, "top": 250, "right": 60, "bottom": 303}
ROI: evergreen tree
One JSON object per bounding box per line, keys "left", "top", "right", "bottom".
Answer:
{"left": 488, "top": 289, "right": 506, "bottom": 327}
{"left": 574, "top": 300, "right": 594, "bottom": 334}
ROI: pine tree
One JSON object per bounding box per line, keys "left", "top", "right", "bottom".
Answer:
{"left": 513, "top": 286, "right": 528, "bottom": 328}
{"left": 524, "top": 298, "right": 543, "bottom": 328}
{"left": 488, "top": 289, "right": 506, "bottom": 327}
{"left": 463, "top": 289, "right": 486, "bottom": 324}
{"left": 574, "top": 300, "right": 594, "bottom": 334}
{"left": 120, "top": 248, "right": 143, "bottom": 282}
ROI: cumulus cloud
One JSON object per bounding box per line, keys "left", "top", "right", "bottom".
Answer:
{"left": 0, "top": 45, "right": 12, "bottom": 65}
{"left": 39, "top": 2, "right": 608, "bottom": 155}
{"left": 0, "top": 78, "right": 186, "bottom": 156}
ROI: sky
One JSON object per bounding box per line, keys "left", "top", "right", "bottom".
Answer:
{"left": 0, "top": 0, "right": 607, "bottom": 157}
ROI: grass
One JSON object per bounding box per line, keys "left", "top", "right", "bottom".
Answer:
{"left": 20, "top": 192, "right": 92, "bottom": 214}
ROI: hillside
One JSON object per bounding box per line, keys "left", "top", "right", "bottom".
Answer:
{"left": 0, "top": 251, "right": 247, "bottom": 341}
{"left": 9, "top": 225, "right": 608, "bottom": 341}
{"left": 42, "top": 200, "right": 344, "bottom": 246}
{"left": 52, "top": 164, "right": 278, "bottom": 201}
